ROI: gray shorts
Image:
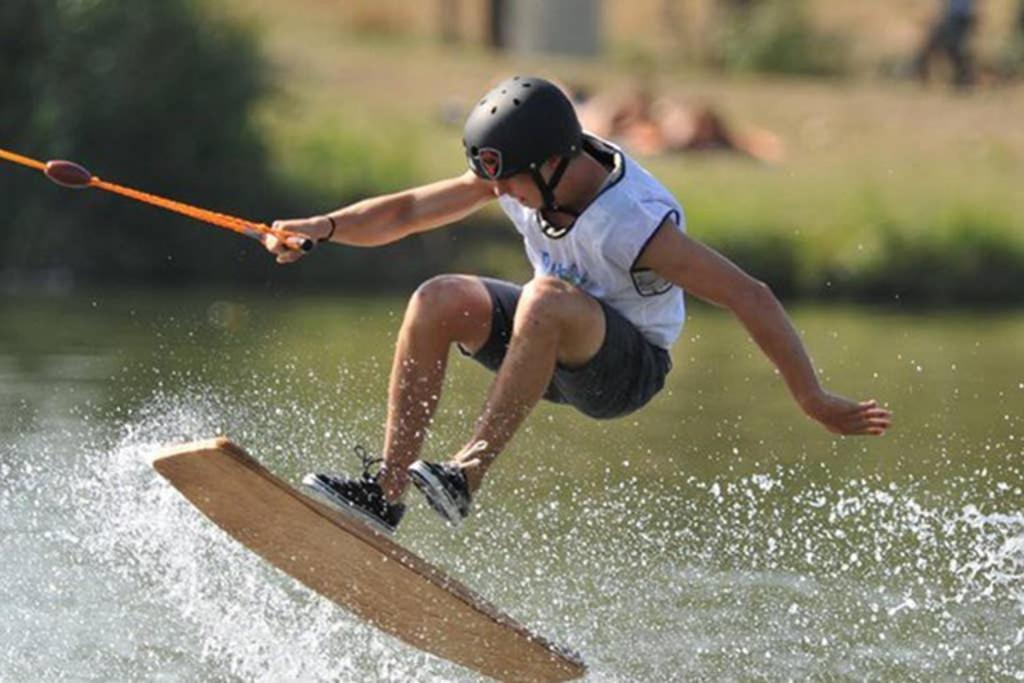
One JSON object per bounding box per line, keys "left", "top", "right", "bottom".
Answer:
{"left": 462, "top": 278, "right": 672, "bottom": 420}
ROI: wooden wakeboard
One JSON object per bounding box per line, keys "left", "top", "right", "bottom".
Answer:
{"left": 151, "top": 437, "right": 585, "bottom": 683}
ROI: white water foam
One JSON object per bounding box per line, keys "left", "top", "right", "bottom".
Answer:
{"left": 1, "top": 391, "right": 460, "bottom": 681}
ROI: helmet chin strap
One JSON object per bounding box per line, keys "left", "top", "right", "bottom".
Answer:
{"left": 528, "top": 156, "right": 579, "bottom": 218}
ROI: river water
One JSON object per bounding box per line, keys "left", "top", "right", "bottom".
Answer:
{"left": 1, "top": 290, "right": 1021, "bottom": 681}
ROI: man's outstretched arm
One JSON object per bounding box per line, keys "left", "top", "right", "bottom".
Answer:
{"left": 637, "top": 218, "right": 891, "bottom": 436}
{"left": 264, "top": 170, "right": 495, "bottom": 263}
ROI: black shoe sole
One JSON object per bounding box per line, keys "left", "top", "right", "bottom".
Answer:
{"left": 408, "top": 462, "right": 467, "bottom": 527}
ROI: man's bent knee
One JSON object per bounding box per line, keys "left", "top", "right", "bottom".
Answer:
{"left": 518, "top": 277, "right": 595, "bottom": 326}
{"left": 406, "top": 275, "right": 492, "bottom": 348}
{"left": 516, "top": 277, "right": 605, "bottom": 365}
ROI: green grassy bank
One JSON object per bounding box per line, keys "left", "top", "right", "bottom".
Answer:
{"left": 222, "top": 0, "right": 1024, "bottom": 305}
{"left": 5, "top": 0, "right": 1018, "bottom": 304}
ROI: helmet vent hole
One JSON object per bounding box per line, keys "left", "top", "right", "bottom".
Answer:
{"left": 490, "top": 106, "right": 498, "bottom": 114}
{"left": 479, "top": 99, "right": 487, "bottom": 106}
{"left": 513, "top": 98, "right": 520, "bottom": 106}
{"left": 522, "top": 83, "right": 531, "bottom": 88}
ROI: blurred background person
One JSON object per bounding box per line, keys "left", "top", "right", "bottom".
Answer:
{"left": 914, "top": 0, "right": 979, "bottom": 88}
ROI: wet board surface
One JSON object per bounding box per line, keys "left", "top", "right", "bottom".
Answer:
{"left": 151, "top": 437, "right": 585, "bottom": 683}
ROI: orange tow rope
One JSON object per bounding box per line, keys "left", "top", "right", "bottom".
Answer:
{"left": 0, "top": 147, "right": 312, "bottom": 252}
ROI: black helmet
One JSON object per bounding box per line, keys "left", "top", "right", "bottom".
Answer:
{"left": 464, "top": 76, "right": 583, "bottom": 214}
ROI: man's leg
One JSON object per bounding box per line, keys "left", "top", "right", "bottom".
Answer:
{"left": 453, "top": 277, "right": 606, "bottom": 492}
{"left": 949, "top": 15, "right": 975, "bottom": 87}
{"left": 378, "top": 275, "right": 493, "bottom": 501}
{"left": 914, "top": 19, "right": 943, "bottom": 82}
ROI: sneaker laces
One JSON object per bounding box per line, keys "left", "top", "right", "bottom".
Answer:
{"left": 458, "top": 440, "right": 491, "bottom": 469}
{"left": 353, "top": 445, "right": 383, "bottom": 481}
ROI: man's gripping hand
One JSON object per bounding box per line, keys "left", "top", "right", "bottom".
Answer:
{"left": 801, "top": 391, "right": 892, "bottom": 436}
{"left": 264, "top": 215, "right": 334, "bottom": 264}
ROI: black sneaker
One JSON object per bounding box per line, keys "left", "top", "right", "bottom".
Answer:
{"left": 301, "top": 446, "right": 405, "bottom": 535}
{"left": 408, "top": 460, "right": 472, "bottom": 526}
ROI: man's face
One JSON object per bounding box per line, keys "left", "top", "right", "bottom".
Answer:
{"left": 492, "top": 172, "right": 541, "bottom": 207}
{"left": 490, "top": 157, "right": 557, "bottom": 208}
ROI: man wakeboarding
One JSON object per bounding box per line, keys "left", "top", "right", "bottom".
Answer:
{"left": 264, "top": 76, "right": 892, "bottom": 535}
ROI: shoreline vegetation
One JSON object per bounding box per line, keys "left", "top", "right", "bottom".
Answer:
{"left": 1, "top": 0, "right": 1021, "bottom": 305}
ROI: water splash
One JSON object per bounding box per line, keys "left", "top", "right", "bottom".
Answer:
{"left": 1, "top": 390, "right": 458, "bottom": 681}
{"left": 2, "top": 387, "right": 1022, "bottom": 681}
{"left": 441, "top": 464, "right": 1024, "bottom": 680}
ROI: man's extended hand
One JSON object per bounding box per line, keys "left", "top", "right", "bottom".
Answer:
{"left": 264, "top": 216, "right": 333, "bottom": 264}
{"left": 802, "top": 391, "right": 892, "bottom": 436}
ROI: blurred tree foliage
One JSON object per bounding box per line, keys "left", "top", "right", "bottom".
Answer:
{"left": 0, "top": 0, "right": 291, "bottom": 284}
{"left": 1000, "top": 0, "right": 1024, "bottom": 76}
{"left": 0, "top": 0, "right": 510, "bottom": 291}
{"left": 712, "top": 0, "right": 850, "bottom": 77}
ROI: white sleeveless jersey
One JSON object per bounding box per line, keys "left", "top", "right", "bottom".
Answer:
{"left": 497, "top": 134, "right": 686, "bottom": 349}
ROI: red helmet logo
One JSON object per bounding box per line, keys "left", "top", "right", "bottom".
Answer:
{"left": 477, "top": 147, "right": 503, "bottom": 180}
